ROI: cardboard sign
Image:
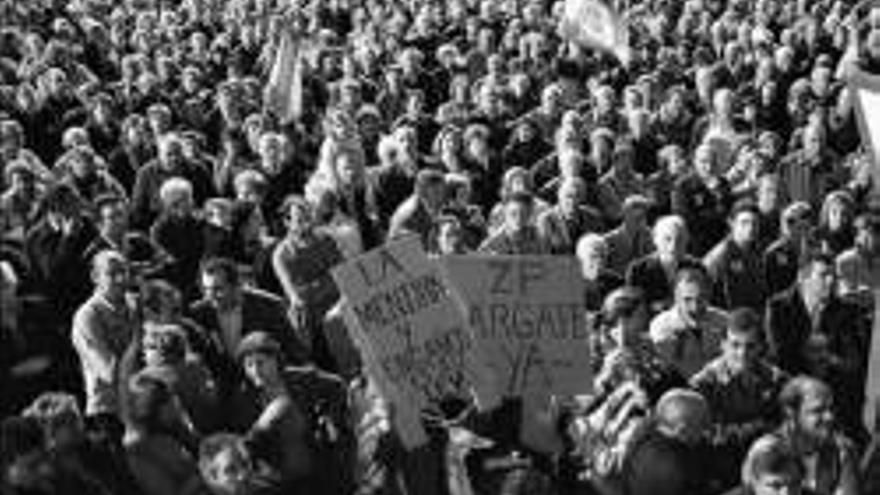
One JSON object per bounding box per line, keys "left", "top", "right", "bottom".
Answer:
{"left": 332, "top": 238, "right": 498, "bottom": 447}
{"left": 442, "top": 255, "right": 591, "bottom": 397}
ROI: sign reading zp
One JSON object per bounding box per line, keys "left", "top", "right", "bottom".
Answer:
{"left": 443, "top": 255, "right": 590, "bottom": 397}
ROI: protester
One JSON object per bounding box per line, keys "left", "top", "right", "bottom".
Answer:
{"left": 0, "top": 415, "right": 110, "bottom": 495}
{"left": 626, "top": 215, "right": 702, "bottom": 313}
{"left": 150, "top": 177, "right": 207, "bottom": 299}
{"left": 763, "top": 202, "right": 813, "bottom": 297}
{"left": 122, "top": 370, "right": 207, "bottom": 495}
{"left": 233, "top": 331, "right": 352, "bottom": 494}
{"left": 479, "top": 190, "right": 551, "bottom": 254}
{"left": 71, "top": 250, "right": 135, "bottom": 426}
{"left": 723, "top": 435, "right": 812, "bottom": 495}
{"left": 602, "top": 194, "right": 653, "bottom": 276}
{"left": 190, "top": 256, "right": 308, "bottom": 398}
{"left": 21, "top": 391, "right": 141, "bottom": 494}
{"left": 537, "top": 176, "right": 603, "bottom": 254}
{"left": 594, "top": 287, "right": 685, "bottom": 404}
{"left": 773, "top": 376, "right": 861, "bottom": 495}
{"left": 649, "top": 267, "right": 728, "bottom": 379}
{"left": 620, "top": 388, "right": 715, "bottom": 495}
{"left": 198, "top": 433, "right": 280, "bottom": 495}
{"left": 387, "top": 168, "right": 447, "bottom": 251}
{"left": 703, "top": 200, "right": 768, "bottom": 311}
{"left": 765, "top": 252, "right": 868, "bottom": 440}
{"left": 576, "top": 233, "right": 623, "bottom": 313}
{"left": 271, "top": 195, "right": 344, "bottom": 371}
{"left": 691, "top": 308, "right": 789, "bottom": 488}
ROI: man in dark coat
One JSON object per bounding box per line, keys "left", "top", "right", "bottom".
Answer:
{"left": 764, "top": 253, "right": 865, "bottom": 377}
{"left": 188, "top": 257, "right": 309, "bottom": 403}
{"left": 626, "top": 215, "right": 702, "bottom": 314}
{"left": 24, "top": 183, "right": 97, "bottom": 321}
{"left": 621, "top": 389, "right": 717, "bottom": 495}
{"left": 671, "top": 143, "right": 733, "bottom": 256}
{"left": 763, "top": 202, "right": 812, "bottom": 298}
{"left": 764, "top": 253, "right": 868, "bottom": 439}
{"left": 704, "top": 201, "right": 768, "bottom": 311}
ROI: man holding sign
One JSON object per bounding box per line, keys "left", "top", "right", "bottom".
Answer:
{"left": 332, "top": 237, "right": 498, "bottom": 449}
{"left": 442, "top": 254, "right": 589, "bottom": 398}
{"left": 443, "top": 253, "right": 589, "bottom": 457}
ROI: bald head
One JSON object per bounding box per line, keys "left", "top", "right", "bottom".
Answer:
{"left": 655, "top": 388, "right": 710, "bottom": 445}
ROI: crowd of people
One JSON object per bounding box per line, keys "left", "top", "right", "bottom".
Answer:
{"left": 1, "top": 0, "right": 880, "bottom": 493}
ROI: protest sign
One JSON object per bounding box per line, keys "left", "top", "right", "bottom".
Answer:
{"left": 442, "top": 255, "right": 590, "bottom": 397}
{"left": 333, "top": 237, "right": 498, "bottom": 447}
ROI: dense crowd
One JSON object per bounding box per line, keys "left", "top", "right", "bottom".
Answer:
{"left": 1, "top": 0, "right": 880, "bottom": 494}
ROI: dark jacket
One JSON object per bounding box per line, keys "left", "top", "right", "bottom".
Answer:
{"left": 621, "top": 426, "right": 714, "bottom": 495}
{"left": 764, "top": 287, "right": 864, "bottom": 376}
{"left": 150, "top": 214, "right": 206, "bottom": 300}
{"left": 188, "top": 288, "right": 309, "bottom": 398}
{"left": 704, "top": 238, "right": 767, "bottom": 311}
{"left": 372, "top": 166, "right": 415, "bottom": 228}
{"left": 671, "top": 174, "right": 733, "bottom": 257}
{"left": 24, "top": 217, "right": 97, "bottom": 318}
{"left": 625, "top": 253, "right": 704, "bottom": 313}
{"left": 232, "top": 366, "right": 354, "bottom": 495}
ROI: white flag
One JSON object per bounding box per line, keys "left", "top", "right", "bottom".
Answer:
{"left": 264, "top": 29, "right": 304, "bottom": 124}
{"left": 558, "top": 0, "right": 630, "bottom": 65}
{"left": 850, "top": 68, "right": 880, "bottom": 196}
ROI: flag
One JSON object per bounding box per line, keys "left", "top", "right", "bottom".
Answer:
{"left": 264, "top": 29, "right": 303, "bottom": 124}
{"left": 850, "top": 67, "right": 880, "bottom": 193}
{"left": 558, "top": 0, "right": 630, "bottom": 65}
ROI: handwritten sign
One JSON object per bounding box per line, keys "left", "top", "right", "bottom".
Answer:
{"left": 333, "top": 238, "right": 498, "bottom": 447}
{"left": 442, "top": 255, "right": 591, "bottom": 397}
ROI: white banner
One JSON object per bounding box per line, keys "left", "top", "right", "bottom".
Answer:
{"left": 442, "top": 255, "right": 591, "bottom": 397}
{"left": 333, "top": 238, "right": 498, "bottom": 447}
{"left": 558, "top": 0, "right": 630, "bottom": 64}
